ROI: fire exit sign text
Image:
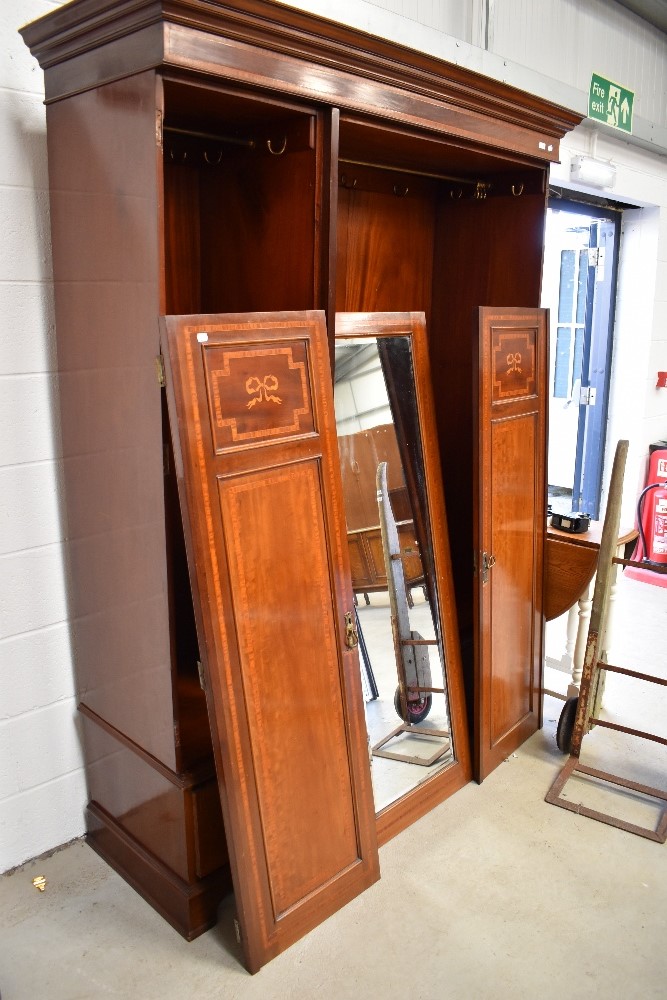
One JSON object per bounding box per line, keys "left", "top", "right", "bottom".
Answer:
{"left": 589, "top": 74, "right": 634, "bottom": 133}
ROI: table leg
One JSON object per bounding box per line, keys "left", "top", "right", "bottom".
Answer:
{"left": 592, "top": 542, "right": 623, "bottom": 710}
{"left": 567, "top": 577, "right": 594, "bottom": 698}
{"left": 562, "top": 603, "right": 578, "bottom": 673}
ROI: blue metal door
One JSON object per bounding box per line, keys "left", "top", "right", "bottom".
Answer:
{"left": 572, "top": 217, "right": 619, "bottom": 518}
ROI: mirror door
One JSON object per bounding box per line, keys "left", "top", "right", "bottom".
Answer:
{"left": 334, "top": 312, "right": 471, "bottom": 841}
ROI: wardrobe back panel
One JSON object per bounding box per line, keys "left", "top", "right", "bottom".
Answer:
{"left": 336, "top": 179, "right": 436, "bottom": 314}
{"left": 164, "top": 163, "right": 202, "bottom": 314}
{"left": 200, "top": 148, "right": 317, "bottom": 313}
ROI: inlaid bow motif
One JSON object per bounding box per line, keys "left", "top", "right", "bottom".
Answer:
{"left": 246, "top": 374, "right": 282, "bottom": 408}
{"left": 506, "top": 352, "right": 522, "bottom": 375}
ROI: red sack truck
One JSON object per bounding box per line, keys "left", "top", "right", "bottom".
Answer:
{"left": 625, "top": 444, "right": 667, "bottom": 588}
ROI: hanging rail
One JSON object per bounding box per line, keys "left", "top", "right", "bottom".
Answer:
{"left": 164, "top": 124, "right": 256, "bottom": 148}
{"left": 338, "top": 157, "right": 527, "bottom": 198}
{"left": 339, "top": 156, "right": 479, "bottom": 186}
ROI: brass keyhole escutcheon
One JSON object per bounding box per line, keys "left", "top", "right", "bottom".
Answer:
{"left": 344, "top": 611, "right": 359, "bottom": 649}
{"left": 481, "top": 552, "right": 496, "bottom": 585}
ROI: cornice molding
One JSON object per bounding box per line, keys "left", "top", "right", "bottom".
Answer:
{"left": 21, "top": 0, "right": 581, "bottom": 140}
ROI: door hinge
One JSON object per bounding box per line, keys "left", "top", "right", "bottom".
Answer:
{"left": 155, "top": 354, "right": 166, "bottom": 388}
{"left": 156, "top": 109, "right": 163, "bottom": 151}
{"left": 588, "top": 246, "right": 606, "bottom": 282}
{"left": 579, "top": 385, "right": 597, "bottom": 406}
{"left": 197, "top": 659, "right": 206, "bottom": 691}
{"left": 481, "top": 551, "right": 496, "bottom": 585}
{"left": 233, "top": 918, "right": 242, "bottom": 944}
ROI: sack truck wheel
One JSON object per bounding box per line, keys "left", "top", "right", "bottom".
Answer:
{"left": 556, "top": 696, "right": 579, "bottom": 754}
{"left": 394, "top": 685, "right": 432, "bottom": 725}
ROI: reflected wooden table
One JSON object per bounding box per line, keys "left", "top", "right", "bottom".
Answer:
{"left": 545, "top": 521, "right": 637, "bottom": 696}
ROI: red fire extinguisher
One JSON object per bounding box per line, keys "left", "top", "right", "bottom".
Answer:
{"left": 636, "top": 452, "right": 667, "bottom": 565}
{"left": 626, "top": 447, "right": 667, "bottom": 587}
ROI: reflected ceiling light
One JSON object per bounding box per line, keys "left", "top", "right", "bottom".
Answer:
{"left": 570, "top": 154, "right": 617, "bottom": 190}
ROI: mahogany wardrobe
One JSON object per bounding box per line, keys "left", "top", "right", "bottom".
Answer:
{"left": 21, "top": 0, "right": 581, "bottom": 974}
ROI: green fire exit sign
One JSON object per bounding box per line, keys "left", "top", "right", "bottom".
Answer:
{"left": 589, "top": 74, "right": 634, "bottom": 133}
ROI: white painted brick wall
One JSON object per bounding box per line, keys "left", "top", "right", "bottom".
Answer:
{"left": 1, "top": 0, "right": 666, "bottom": 874}
{"left": 0, "top": 0, "right": 86, "bottom": 873}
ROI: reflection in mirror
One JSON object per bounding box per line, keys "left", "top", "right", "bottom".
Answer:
{"left": 334, "top": 331, "right": 455, "bottom": 813}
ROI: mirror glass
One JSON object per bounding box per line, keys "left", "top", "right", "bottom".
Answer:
{"left": 334, "top": 330, "right": 455, "bottom": 813}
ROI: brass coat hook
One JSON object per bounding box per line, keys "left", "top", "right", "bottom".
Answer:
{"left": 340, "top": 174, "right": 357, "bottom": 189}
{"left": 266, "top": 136, "right": 287, "bottom": 155}
{"left": 393, "top": 183, "right": 409, "bottom": 197}
{"left": 449, "top": 187, "right": 463, "bottom": 200}
{"left": 204, "top": 150, "right": 223, "bottom": 165}
{"left": 511, "top": 183, "right": 524, "bottom": 197}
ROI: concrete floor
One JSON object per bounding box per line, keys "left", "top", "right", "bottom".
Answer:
{"left": 2, "top": 574, "right": 666, "bottom": 1000}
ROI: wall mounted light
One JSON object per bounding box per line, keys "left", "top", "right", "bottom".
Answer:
{"left": 570, "top": 154, "right": 617, "bottom": 190}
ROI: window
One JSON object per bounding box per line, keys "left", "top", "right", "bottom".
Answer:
{"left": 553, "top": 246, "right": 588, "bottom": 399}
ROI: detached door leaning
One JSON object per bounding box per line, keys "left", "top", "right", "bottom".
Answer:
{"left": 474, "top": 307, "right": 548, "bottom": 781}
{"left": 160, "top": 311, "right": 379, "bottom": 973}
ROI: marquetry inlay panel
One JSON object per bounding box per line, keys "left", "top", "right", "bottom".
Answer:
{"left": 491, "top": 326, "right": 536, "bottom": 402}
{"left": 203, "top": 340, "right": 314, "bottom": 451}
{"left": 219, "top": 460, "right": 360, "bottom": 917}
{"left": 489, "top": 411, "right": 536, "bottom": 743}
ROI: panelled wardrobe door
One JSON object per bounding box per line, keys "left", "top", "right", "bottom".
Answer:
{"left": 474, "top": 308, "right": 548, "bottom": 781}
{"left": 159, "top": 311, "right": 379, "bottom": 973}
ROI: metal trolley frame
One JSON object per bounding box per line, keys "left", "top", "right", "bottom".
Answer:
{"left": 546, "top": 440, "right": 667, "bottom": 842}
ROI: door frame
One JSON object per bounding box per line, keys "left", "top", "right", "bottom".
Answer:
{"left": 545, "top": 196, "right": 621, "bottom": 518}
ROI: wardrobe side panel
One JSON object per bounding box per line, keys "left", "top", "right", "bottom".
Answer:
{"left": 46, "top": 72, "right": 176, "bottom": 767}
